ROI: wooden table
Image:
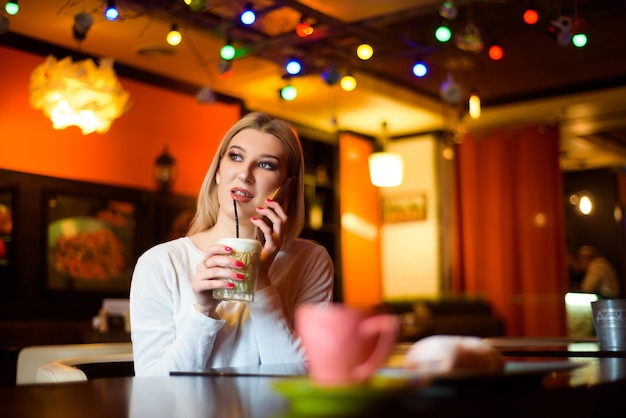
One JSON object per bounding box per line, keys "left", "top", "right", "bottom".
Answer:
{"left": 2, "top": 344, "right": 626, "bottom": 418}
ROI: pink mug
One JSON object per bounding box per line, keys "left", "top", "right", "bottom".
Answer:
{"left": 295, "top": 304, "right": 400, "bottom": 386}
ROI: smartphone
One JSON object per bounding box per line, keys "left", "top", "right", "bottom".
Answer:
{"left": 260, "top": 177, "right": 293, "bottom": 230}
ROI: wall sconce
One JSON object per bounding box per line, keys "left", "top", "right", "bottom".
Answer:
{"left": 469, "top": 91, "right": 481, "bottom": 119}
{"left": 368, "top": 121, "right": 403, "bottom": 187}
{"left": 29, "top": 55, "right": 130, "bottom": 135}
{"left": 154, "top": 146, "right": 177, "bottom": 192}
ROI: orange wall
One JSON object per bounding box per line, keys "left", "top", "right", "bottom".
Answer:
{"left": 339, "top": 132, "right": 382, "bottom": 309}
{"left": 0, "top": 45, "right": 241, "bottom": 196}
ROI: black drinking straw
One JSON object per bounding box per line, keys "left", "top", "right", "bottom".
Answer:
{"left": 233, "top": 199, "right": 239, "bottom": 238}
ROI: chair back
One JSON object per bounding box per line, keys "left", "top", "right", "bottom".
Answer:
{"left": 36, "top": 352, "right": 134, "bottom": 384}
{"left": 16, "top": 342, "right": 132, "bottom": 385}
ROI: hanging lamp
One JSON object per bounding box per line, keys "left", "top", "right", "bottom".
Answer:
{"left": 368, "top": 122, "right": 403, "bottom": 187}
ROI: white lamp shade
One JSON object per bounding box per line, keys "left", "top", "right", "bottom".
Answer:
{"left": 368, "top": 152, "right": 403, "bottom": 187}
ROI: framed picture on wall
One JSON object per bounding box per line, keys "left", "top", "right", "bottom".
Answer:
{"left": 44, "top": 190, "right": 139, "bottom": 294}
{"left": 382, "top": 191, "right": 428, "bottom": 223}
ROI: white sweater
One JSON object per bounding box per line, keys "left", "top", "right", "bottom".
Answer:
{"left": 130, "top": 237, "right": 334, "bottom": 376}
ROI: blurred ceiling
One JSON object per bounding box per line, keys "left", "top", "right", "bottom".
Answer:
{"left": 3, "top": 0, "right": 626, "bottom": 171}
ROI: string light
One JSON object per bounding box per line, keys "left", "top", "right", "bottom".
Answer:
{"left": 356, "top": 44, "right": 373, "bottom": 60}
{"left": 280, "top": 84, "right": 297, "bottom": 101}
{"left": 4, "top": 0, "right": 18, "bottom": 15}
{"left": 220, "top": 40, "right": 236, "bottom": 60}
{"left": 572, "top": 33, "right": 587, "bottom": 47}
{"left": 166, "top": 24, "right": 182, "bottom": 46}
{"left": 571, "top": 16, "right": 588, "bottom": 48}
{"left": 285, "top": 58, "right": 302, "bottom": 75}
{"left": 412, "top": 59, "right": 428, "bottom": 77}
{"left": 523, "top": 7, "right": 538, "bottom": 24}
{"left": 340, "top": 74, "right": 356, "bottom": 91}
{"left": 488, "top": 43, "right": 503, "bottom": 60}
{"left": 104, "top": 0, "right": 119, "bottom": 21}
{"left": 435, "top": 22, "right": 452, "bottom": 42}
{"left": 240, "top": 3, "right": 256, "bottom": 25}
{"left": 296, "top": 17, "right": 313, "bottom": 37}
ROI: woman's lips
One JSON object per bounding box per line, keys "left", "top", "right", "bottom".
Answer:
{"left": 231, "top": 188, "right": 253, "bottom": 201}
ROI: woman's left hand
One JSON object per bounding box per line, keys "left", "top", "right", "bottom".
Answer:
{"left": 251, "top": 198, "right": 287, "bottom": 289}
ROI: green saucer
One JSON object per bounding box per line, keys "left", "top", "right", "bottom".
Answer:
{"left": 272, "top": 376, "right": 414, "bottom": 417}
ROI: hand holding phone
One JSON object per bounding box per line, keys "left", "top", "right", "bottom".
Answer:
{"left": 260, "top": 177, "right": 293, "bottom": 230}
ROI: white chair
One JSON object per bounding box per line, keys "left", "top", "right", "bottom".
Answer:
{"left": 36, "top": 352, "right": 134, "bottom": 383}
{"left": 16, "top": 342, "right": 133, "bottom": 385}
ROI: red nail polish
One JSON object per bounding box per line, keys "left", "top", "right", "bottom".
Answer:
{"left": 236, "top": 273, "right": 244, "bottom": 279}
{"left": 227, "top": 282, "right": 235, "bottom": 288}
{"left": 266, "top": 198, "right": 273, "bottom": 202}
{"left": 225, "top": 246, "right": 232, "bottom": 252}
{"left": 251, "top": 217, "right": 258, "bottom": 221}
{"left": 235, "top": 261, "right": 243, "bottom": 267}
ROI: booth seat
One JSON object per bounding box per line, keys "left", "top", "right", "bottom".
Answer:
{"left": 375, "top": 298, "right": 506, "bottom": 342}
{"left": 16, "top": 342, "right": 133, "bottom": 385}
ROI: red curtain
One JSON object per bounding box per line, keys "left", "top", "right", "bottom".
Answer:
{"left": 453, "top": 124, "right": 568, "bottom": 336}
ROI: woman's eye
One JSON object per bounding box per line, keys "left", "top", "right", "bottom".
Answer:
{"left": 228, "top": 152, "right": 243, "bottom": 162}
{"left": 259, "top": 161, "right": 277, "bottom": 170}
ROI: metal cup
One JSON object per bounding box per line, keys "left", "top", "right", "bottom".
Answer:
{"left": 591, "top": 299, "right": 626, "bottom": 351}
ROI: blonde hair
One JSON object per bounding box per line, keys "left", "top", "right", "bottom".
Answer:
{"left": 187, "top": 112, "right": 305, "bottom": 248}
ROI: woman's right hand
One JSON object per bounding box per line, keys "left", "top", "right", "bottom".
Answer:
{"left": 191, "top": 243, "right": 244, "bottom": 316}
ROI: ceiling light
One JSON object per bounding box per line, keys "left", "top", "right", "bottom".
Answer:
{"left": 104, "top": 0, "right": 119, "bottom": 21}
{"left": 454, "top": 22, "right": 483, "bottom": 53}
{"left": 4, "top": 0, "right": 18, "bottom": 16}
{"left": 166, "top": 24, "right": 182, "bottom": 46}
{"left": 72, "top": 12, "right": 94, "bottom": 41}
{"left": 29, "top": 56, "right": 130, "bottom": 135}
{"left": 547, "top": 15, "right": 573, "bottom": 46}
{"left": 356, "top": 44, "right": 373, "bottom": 60}
{"left": 412, "top": 59, "right": 428, "bottom": 77}
{"left": 368, "top": 122, "right": 403, "bottom": 188}
{"left": 220, "top": 40, "right": 236, "bottom": 61}
{"left": 240, "top": 3, "right": 256, "bottom": 25}
{"left": 340, "top": 75, "right": 356, "bottom": 91}
{"left": 439, "top": 1, "right": 457, "bottom": 20}
{"left": 285, "top": 58, "right": 302, "bottom": 75}
{"left": 280, "top": 84, "right": 297, "bottom": 101}
{"left": 440, "top": 73, "right": 461, "bottom": 104}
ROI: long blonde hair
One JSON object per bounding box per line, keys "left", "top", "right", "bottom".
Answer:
{"left": 187, "top": 112, "right": 305, "bottom": 248}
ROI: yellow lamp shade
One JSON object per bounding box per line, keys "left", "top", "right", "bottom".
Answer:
{"left": 29, "top": 55, "right": 130, "bottom": 134}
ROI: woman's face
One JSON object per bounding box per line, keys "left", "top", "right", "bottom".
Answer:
{"left": 216, "top": 128, "right": 288, "bottom": 220}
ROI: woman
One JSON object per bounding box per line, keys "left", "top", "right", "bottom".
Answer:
{"left": 130, "top": 112, "right": 334, "bottom": 376}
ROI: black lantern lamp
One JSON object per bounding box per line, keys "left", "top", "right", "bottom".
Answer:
{"left": 154, "top": 146, "right": 177, "bottom": 192}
